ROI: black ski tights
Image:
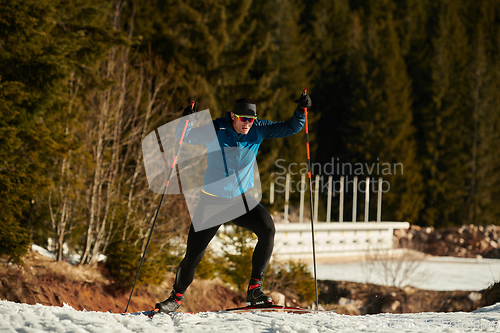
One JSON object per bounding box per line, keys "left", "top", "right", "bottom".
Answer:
{"left": 173, "top": 198, "right": 275, "bottom": 294}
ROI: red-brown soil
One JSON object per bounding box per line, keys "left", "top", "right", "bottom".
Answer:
{"left": 0, "top": 250, "right": 244, "bottom": 313}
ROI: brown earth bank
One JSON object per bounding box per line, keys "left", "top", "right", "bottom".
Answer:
{"left": 3, "top": 249, "right": 500, "bottom": 315}
{"left": 318, "top": 280, "right": 485, "bottom": 315}
{"left": 0, "top": 250, "right": 244, "bottom": 314}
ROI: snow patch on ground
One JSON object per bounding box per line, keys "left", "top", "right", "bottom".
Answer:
{"left": 2, "top": 300, "right": 500, "bottom": 333}
{"left": 314, "top": 256, "right": 500, "bottom": 291}
{"left": 31, "top": 244, "right": 56, "bottom": 260}
{"left": 31, "top": 244, "right": 106, "bottom": 264}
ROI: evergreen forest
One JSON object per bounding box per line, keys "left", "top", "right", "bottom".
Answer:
{"left": 1, "top": 0, "right": 500, "bottom": 283}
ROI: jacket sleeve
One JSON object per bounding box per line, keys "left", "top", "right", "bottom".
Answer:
{"left": 175, "top": 119, "right": 219, "bottom": 145}
{"left": 256, "top": 108, "right": 305, "bottom": 139}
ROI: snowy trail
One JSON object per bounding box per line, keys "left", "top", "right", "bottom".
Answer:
{"left": 2, "top": 300, "right": 500, "bottom": 333}
{"left": 314, "top": 256, "right": 500, "bottom": 291}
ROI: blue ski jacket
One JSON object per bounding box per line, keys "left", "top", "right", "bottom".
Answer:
{"left": 176, "top": 109, "right": 305, "bottom": 198}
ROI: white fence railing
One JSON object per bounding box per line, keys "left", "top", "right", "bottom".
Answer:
{"left": 272, "top": 174, "right": 387, "bottom": 223}
{"left": 270, "top": 174, "right": 409, "bottom": 260}
{"left": 273, "top": 221, "right": 409, "bottom": 261}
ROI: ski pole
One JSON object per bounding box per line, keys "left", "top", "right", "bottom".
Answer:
{"left": 302, "top": 88, "right": 319, "bottom": 311}
{"left": 124, "top": 101, "right": 195, "bottom": 313}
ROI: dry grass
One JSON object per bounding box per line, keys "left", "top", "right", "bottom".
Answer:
{"left": 1, "top": 250, "right": 109, "bottom": 284}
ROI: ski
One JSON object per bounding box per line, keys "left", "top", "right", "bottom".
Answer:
{"left": 145, "top": 309, "right": 160, "bottom": 318}
{"left": 222, "top": 304, "right": 338, "bottom": 314}
{"left": 122, "top": 305, "right": 337, "bottom": 317}
{"left": 144, "top": 309, "right": 194, "bottom": 317}
{"left": 120, "top": 308, "right": 176, "bottom": 318}
{"left": 119, "top": 309, "right": 159, "bottom": 318}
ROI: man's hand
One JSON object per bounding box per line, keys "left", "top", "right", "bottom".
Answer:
{"left": 182, "top": 101, "right": 197, "bottom": 119}
{"left": 294, "top": 93, "right": 312, "bottom": 113}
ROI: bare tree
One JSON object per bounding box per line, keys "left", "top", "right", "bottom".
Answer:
{"left": 49, "top": 0, "right": 191, "bottom": 268}
{"left": 363, "top": 245, "right": 432, "bottom": 288}
{"left": 48, "top": 72, "right": 82, "bottom": 261}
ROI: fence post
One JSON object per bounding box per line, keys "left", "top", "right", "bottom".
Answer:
{"left": 339, "top": 176, "right": 344, "bottom": 223}
{"left": 326, "top": 175, "right": 333, "bottom": 222}
{"left": 377, "top": 177, "right": 382, "bottom": 223}
{"left": 364, "top": 176, "right": 370, "bottom": 223}
{"left": 352, "top": 176, "right": 358, "bottom": 222}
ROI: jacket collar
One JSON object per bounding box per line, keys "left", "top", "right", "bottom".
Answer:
{"left": 224, "top": 112, "right": 236, "bottom": 133}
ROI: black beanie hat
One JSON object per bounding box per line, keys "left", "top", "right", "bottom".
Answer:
{"left": 233, "top": 98, "right": 257, "bottom": 117}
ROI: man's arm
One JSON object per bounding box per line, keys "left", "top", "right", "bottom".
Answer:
{"left": 256, "top": 108, "right": 305, "bottom": 139}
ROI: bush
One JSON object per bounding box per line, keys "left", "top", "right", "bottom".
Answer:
{"left": 265, "top": 260, "right": 317, "bottom": 303}
{"left": 0, "top": 220, "right": 31, "bottom": 263}
{"left": 195, "top": 247, "right": 225, "bottom": 280}
{"left": 194, "top": 227, "right": 255, "bottom": 292}
{"left": 220, "top": 228, "right": 255, "bottom": 292}
{"left": 104, "top": 237, "right": 179, "bottom": 288}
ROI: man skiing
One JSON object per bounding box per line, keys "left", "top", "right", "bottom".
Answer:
{"left": 155, "top": 93, "right": 312, "bottom": 313}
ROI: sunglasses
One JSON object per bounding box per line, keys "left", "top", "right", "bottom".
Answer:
{"left": 234, "top": 114, "right": 257, "bottom": 123}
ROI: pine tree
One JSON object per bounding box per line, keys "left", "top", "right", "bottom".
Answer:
{"left": 130, "top": 0, "right": 269, "bottom": 114}
{"left": 422, "top": 0, "right": 471, "bottom": 227}
{"left": 250, "top": 0, "right": 313, "bottom": 207}
{"left": 311, "top": 0, "right": 352, "bottom": 162}
{"left": 0, "top": 0, "right": 81, "bottom": 260}
{"left": 0, "top": 0, "right": 123, "bottom": 261}
{"left": 309, "top": 0, "right": 352, "bottom": 220}
{"left": 465, "top": 0, "right": 500, "bottom": 225}
{"left": 340, "top": 0, "right": 424, "bottom": 223}
{"left": 392, "top": 0, "right": 436, "bottom": 226}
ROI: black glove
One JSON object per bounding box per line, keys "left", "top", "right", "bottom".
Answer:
{"left": 182, "top": 101, "right": 197, "bottom": 119}
{"left": 294, "top": 93, "right": 312, "bottom": 113}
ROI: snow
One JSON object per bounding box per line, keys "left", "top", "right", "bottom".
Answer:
{"left": 31, "top": 244, "right": 107, "bottom": 264}
{"left": 31, "top": 244, "right": 56, "bottom": 260}
{"left": 2, "top": 300, "right": 500, "bottom": 333}
{"left": 314, "top": 256, "right": 500, "bottom": 291}
{"left": 18, "top": 244, "right": 500, "bottom": 331}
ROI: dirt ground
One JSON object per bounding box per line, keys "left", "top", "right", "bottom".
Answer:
{"left": 318, "top": 280, "right": 484, "bottom": 315}
{"left": 0, "top": 250, "right": 243, "bottom": 314}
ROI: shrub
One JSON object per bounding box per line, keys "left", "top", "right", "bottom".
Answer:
{"left": 193, "top": 227, "right": 255, "bottom": 292}
{"left": 195, "top": 247, "right": 225, "bottom": 280}
{"left": 220, "top": 228, "right": 255, "bottom": 292}
{"left": 104, "top": 236, "right": 179, "bottom": 288}
{"left": 0, "top": 220, "right": 31, "bottom": 263}
{"left": 266, "top": 260, "right": 316, "bottom": 303}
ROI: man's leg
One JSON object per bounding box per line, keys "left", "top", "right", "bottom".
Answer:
{"left": 232, "top": 197, "right": 275, "bottom": 305}
{"left": 155, "top": 223, "right": 219, "bottom": 313}
{"left": 232, "top": 202, "right": 275, "bottom": 279}
{"left": 173, "top": 223, "right": 220, "bottom": 293}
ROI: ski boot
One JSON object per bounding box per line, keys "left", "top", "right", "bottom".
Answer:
{"left": 246, "top": 278, "right": 273, "bottom": 307}
{"left": 155, "top": 290, "right": 184, "bottom": 313}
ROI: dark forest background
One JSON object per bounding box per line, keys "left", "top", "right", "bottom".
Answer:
{"left": 1, "top": 0, "right": 500, "bottom": 275}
